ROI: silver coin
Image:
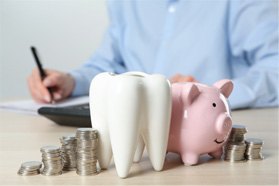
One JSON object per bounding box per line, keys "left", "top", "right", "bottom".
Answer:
{"left": 223, "top": 125, "right": 249, "bottom": 162}
{"left": 17, "top": 161, "right": 42, "bottom": 176}
{"left": 40, "top": 145, "right": 60, "bottom": 153}
{"left": 40, "top": 145, "right": 63, "bottom": 176}
{"left": 21, "top": 161, "right": 42, "bottom": 168}
{"left": 75, "top": 128, "right": 99, "bottom": 176}
{"left": 245, "top": 138, "right": 264, "bottom": 145}
{"left": 60, "top": 133, "right": 77, "bottom": 171}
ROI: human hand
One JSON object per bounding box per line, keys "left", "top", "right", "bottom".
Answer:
{"left": 27, "top": 69, "right": 75, "bottom": 103}
{"left": 170, "top": 73, "right": 197, "bottom": 84}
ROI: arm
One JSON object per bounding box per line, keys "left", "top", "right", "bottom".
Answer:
{"left": 69, "top": 1, "right": 126, "bottom": 96}
{"left": 228, "top": 0, "right": 278, "bottom": 109}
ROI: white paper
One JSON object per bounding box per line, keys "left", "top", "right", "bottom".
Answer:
{"left": 0, "top": 96, "right": 89, "bottom": 115}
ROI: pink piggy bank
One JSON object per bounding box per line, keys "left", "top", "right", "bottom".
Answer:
{"left": 167, "top": 79, "right": 233, "bottom": 165}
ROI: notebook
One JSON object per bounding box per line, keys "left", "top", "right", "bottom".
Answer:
{"left": 0, "top": 96, "right": 91, "bottom": 127}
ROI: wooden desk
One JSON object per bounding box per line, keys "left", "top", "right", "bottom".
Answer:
{"left": 0, "top": 108, "right": 278, "bottom": 185}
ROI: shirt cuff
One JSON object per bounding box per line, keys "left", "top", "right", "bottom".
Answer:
{"left": 69, "top": 70, "right": 91, "bottom": 97}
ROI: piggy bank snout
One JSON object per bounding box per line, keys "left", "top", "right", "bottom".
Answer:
{"left": 216, "top": 113, "right": 232, "bottom": 135}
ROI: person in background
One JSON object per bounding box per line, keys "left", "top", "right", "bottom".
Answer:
{"left": 27, "top": 0, "right": 278, "bottom": 110}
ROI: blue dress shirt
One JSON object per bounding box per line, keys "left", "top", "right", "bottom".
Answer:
{"left": 70, "top": 0, "right": 278, "bottom": 109}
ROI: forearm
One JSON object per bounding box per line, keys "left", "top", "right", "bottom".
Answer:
{"left": 69, "top": 47, "right": 126, "bottom": 96}
{"left": 229, "top": 58, "right": 278, "bottom": 109}
{"left": 228, "top": 0, "right": 278, "bottom": 109}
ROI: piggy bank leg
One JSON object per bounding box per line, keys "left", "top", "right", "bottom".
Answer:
{"left": 208, "top": 149, "right": 223, "bottom": 159}
{"left": 181, "top": 153, "right": 199, "bottom": 166}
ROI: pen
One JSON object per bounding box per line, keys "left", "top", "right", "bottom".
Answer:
{"left": 30, "top": 46, "right": 54, "bottom": 103}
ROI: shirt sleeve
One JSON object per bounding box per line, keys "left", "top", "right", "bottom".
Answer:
{"left": 69, "top": 1, "right": 126, "bottom": 96}
{"left": 228, "top": 0, "right": 278, "bottom": 109}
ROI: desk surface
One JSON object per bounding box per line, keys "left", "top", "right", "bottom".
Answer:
{"left": 0, "top": 108, "right": 278, "bottom": 185}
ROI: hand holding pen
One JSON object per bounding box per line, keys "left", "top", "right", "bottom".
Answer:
{"left": 27, "top": 46, "right": 75, "bottom": 103}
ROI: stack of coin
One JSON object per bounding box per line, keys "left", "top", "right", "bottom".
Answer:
{"left": 60, "top": 134, "right": 77, "bottom": 171}
{"left": 224, "top": 143, "right": 246, "bottom": 162}
{"left": 40, "top": 146, "right": 64, "bottom": 176}
{"left": 17, "top": 161, "right": 42, "bottom": 176}
{"left": 228, "top": 125, "right": 248, "bottom": 143}
{"left": 75, "top": 128, "right": 99, "bottom": 176}
{"left": 245, "top": 138, "right": 264, "bottom": 160}
{"left": 224, "top": 125, "right": 248, "bottom": 162}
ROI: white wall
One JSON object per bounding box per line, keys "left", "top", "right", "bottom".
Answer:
{"left": 0, "top": 0, "right": 108, "bottom": 99}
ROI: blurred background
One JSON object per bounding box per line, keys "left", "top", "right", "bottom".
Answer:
{"left": 0, "top": 0, "right": 108, "bottom": 99}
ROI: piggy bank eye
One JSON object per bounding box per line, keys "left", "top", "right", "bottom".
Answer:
{"left": 212, "top": 103, "right": 216, "bottom": 107}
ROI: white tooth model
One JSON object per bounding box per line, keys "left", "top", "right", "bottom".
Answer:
{"left": 89, "top": 72, "right": 172, "bottom": 178}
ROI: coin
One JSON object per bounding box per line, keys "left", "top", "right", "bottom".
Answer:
{"left": 224, "top": 125, "right": 264, "bottom": 162}
{"left": 224, "top": 125, "right": 248, "bottom": 162}
{"left": 76, "top": 128, "right": 99, "bottom": 176}
{"left": 224, "top": 142, "right": 246, "bottom": 162}
{"left": 40, "top": 145, "right": 61, "bottom": 153}
{"left": 60, "top": 134, "right": 77, "bottom": 171}
{"left": 17, "top": 161, "right": 42, "bottom": 176}
{"left": 227, "top": 124, "right": 247, "bottom": 143}
{"left": 245, "top": 138, "right": 264, "bottom": 160}
{"left": 40, "top": 145, "right": 63, "bottom": 176}
{"left": 18, "top": 128, "right": 100, "bottom": 177}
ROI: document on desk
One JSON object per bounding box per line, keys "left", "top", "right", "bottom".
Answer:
{"left": 0, "top": 96, "right": 89, "bottom": 115}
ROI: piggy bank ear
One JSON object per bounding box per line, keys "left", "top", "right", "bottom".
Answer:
{"left": 181, "top": 84, "right": 200, "bottom": 106}
{"left": 213, "top": 79, "right": 233, "bottom": 98}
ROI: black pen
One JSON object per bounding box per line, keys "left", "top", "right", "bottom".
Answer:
{"left": 30, "top": 46, "right": 54, "bottom": 103}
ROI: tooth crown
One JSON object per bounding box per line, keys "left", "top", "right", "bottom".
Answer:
{"left": 89, "top": 72, "right": 172, "bottom": 178}
{"left": 167, "top": 80, "right": 233, "bottom": 166}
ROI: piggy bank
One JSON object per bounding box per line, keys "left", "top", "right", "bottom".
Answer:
{"left": 167, "top": 79, "right": 233, "bottom": 165}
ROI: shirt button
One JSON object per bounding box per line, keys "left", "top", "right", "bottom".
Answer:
{"left": 168, "top": 5, "right": 176, "bottom": 13}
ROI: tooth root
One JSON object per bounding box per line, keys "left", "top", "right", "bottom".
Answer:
{"left": 133, "top": 135, "right": 145, "bottom": 163}
{"left": 108, "top": 76, "right": 143, "bottom": 178}
{"left": 89, "top": 73, "right": 112, "bottom": 169}
{"left": 143, "top": 75, "right": 172, "bottom": 171}
{"left": 91, "top": 111, "right": 112, "bottom": 169}
{"left": 96, "top": 128, "right": 112, "bottom": 169}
